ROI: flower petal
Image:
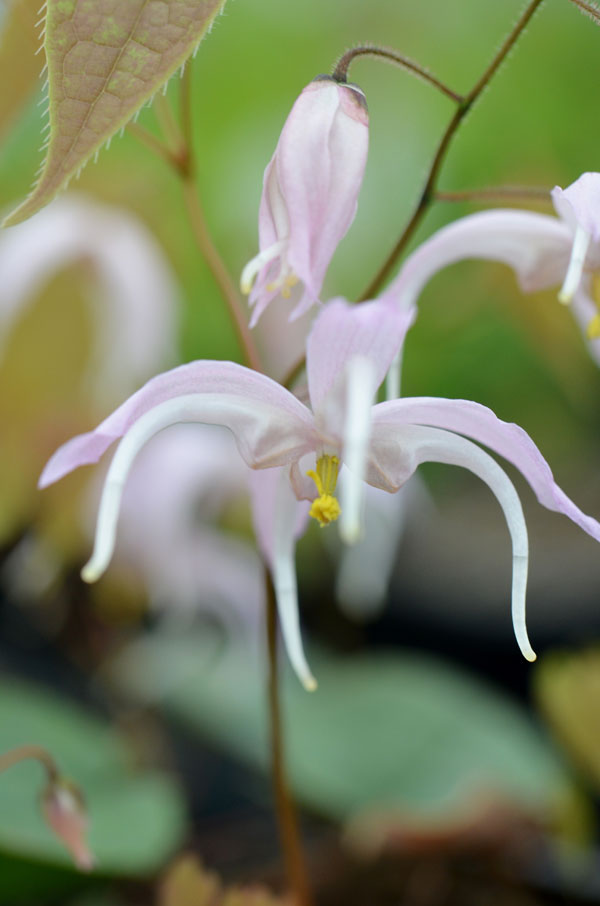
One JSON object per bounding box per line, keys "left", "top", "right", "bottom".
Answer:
{"left": 249, "top": 468, "right": 314, "bottom": 690}
{"left": 105, "top": 424, "right": 263, "bottom": 633}
{"left": 369, "top": 397, "right": 600, "bottom": 543}
{"left": 340, "top": 356, "right": 377, "bottom": 544}
{"left": 551, "top": 172, "right": 600, "bottom": 243}
{"left": 335, "top": 481, "right": 411, "bottom": 619}
{"left": 306, "top": 296, "right": 415, "bottom": 416}
{"left": 385, "top": 209, "right": 572, "bottom": 314}
{"left": 40, "top": 361, "right": 317, "bottom": 488}
{"left": 571, "top": 280, "right": 600, "bottom": 367}
{"left": 370, "top": 424, "right": 534, "bottom": 660}
{"left": 558, "top": 224, "right": 591, "bottom": 304}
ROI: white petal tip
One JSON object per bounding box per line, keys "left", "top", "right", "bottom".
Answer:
{"left": 302, "top": 675, "right": 318, "bottom": 692}
{"left": 557, "top": 289, "right": 572, "bottom": 306}
{"left": 523, "top": 649, "right": 537, "bottom": 663}
{"left": 340, "top": 523, "right": 361, "bottom": 545}
{"left": 80, "top": 561, "right": 103, "bottom": 584}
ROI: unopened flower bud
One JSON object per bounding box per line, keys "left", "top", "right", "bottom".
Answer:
{"left": 41, "top": 777, "right": 94, "bottom": 871}
{"left": 241, "top": 75, "right": 369, "bottom": 326}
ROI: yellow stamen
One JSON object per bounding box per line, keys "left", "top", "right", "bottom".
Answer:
{"left": 587, "top": 314, "right": 600, "bottom": 339}
{"left": 587, "top": 274, "right": 600, "bottom": 338}
{"left": 306, "top": 455, "right": 341, "bottom": 527}
{"left": 266, "top": 273, "right": 299, "bottom": 298}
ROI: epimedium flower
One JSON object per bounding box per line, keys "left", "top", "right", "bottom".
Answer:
{"left": 385, "top": 172, "right": 600, "bottom": 385}
{"left": 240, "top": 76, "right": 369, "bottom": 326}
{"left": 86, "top": 424, "right": 264, "bottom": 636}
{"left": 39, "top": 297, "right": 600, "bottom": 690}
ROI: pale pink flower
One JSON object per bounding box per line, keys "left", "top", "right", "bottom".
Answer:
{"left": 94, "top": 424, "right": 264, "bottom": 635}
{"left": 386, "top": 172, "right": 600, "bottom": 384}
{"left": 39, "top": 297, "right": 600, "bottom": 688}
{"left": 240, "top": 76, "right": 369, "bottom": 326}
{"left": 0, "top": 196, "right": 178, "bottom": 401}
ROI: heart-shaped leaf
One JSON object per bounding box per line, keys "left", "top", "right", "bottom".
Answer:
{"left": 4, "top": 0, "right": 226, "bottom": 227}
{"left": 114, "top": 633, "right": 570, "bottom": 822}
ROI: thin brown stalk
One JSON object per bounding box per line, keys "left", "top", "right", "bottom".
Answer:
{"left": 180, "top": 64, "right": 194, "bottom": 162}
{"left": 129, "top": 68, "right": 263, "bottom": 371}
{"left": 360, "top": 0, "right": 546, "bottom": 301}
{"left": 180, "top": 178, "right": 263, "bottom": 371}
{"left": 155, "top": 92, "right": 185, "bottom": 153}
{"left": 126, "top": 122, "right": 177, "bottom": 169}
{"left": 0, "top": 745, "right": 59, "bottom": 782}
{"left": 333, "top": 44, "right": 463, "bottom": 104}
{"left": 265, "top": 568, "right": 313, "bottom": 906}
{"left": 436, "top": 185, "right": 551, "bottom": 204}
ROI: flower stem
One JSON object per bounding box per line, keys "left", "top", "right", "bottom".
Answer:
{"left": 129, "top": 68, "right": 263, "bottom": 372}
{"left": 126, "top": 122, "right": 178, "bottom": 169}
{"left": 180, "top": 177, "right": 263, "bottom": 372}
{"left": 436, "top": 185, "right": 551, "bottom": 204}
{"left": 332, "top": 44, "right": 463, "bottom": 104}
{"left": 265, "top": 568, "right": 313, "bottom": 906}
{"left": 0, "top": 745, "right": 59, "bottom": 782}
{"left": 360, "top": 0, "right": 546, "bottom": 301}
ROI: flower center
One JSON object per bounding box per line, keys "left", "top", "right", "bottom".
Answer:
{"left": 306, "top": 455, "right": 341, "bottom": 527}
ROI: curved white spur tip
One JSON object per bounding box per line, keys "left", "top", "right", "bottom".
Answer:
{"left": 339, "top": 518, "right": 361, "bottom": 546}
{"left": 303, "top": 674, "right": 318, "bottom": 692}
{"left": 510, "top": 548, "right": 537, "bottom": 662}
{"left": 80, "top": 557, "right": 105, "bottom": 584}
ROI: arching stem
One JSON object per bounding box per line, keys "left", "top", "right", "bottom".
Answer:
{"left": 436, "top": 185, "right": 551, "bottom": 204}
{"left": 128, "top": 70, "right": 263, "bottom": 373}
{"left": 360, "top": 0, "right": 546, "bottom": 301}
{"left": 0, "top": 744, "right": 59, "bottom": 781}
{"left": 333, "top": 44, "right": 463, "bottom": 104}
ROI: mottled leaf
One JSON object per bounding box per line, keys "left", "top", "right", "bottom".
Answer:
{"left": 3, "top": 0, "right": 225, "bottom": 226}
{"left": 0, "top": 0, "right": 43, "bottom": 142}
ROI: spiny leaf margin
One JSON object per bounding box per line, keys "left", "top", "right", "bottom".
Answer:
{"left": 3, "top": 0, "right": 226, "bottom": 227}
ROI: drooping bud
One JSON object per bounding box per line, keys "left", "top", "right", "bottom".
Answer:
{"left": 41, "top": 777, "right": 94, "bottom": 871}
{"left": 241, "top": 76, "right": 369, "bottom": 326}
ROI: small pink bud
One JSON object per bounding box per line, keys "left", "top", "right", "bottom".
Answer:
{"left": 241, "top": 75, "right": 369, "bottom": 326}
{"left": 41, "top": 778, "right": 94, "bottom": 871}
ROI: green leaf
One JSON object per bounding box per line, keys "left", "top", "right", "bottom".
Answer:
{"left": 115, "top": 633, "right": 570, "bottom": 821}
{"left": 0, "top": 0, "right": 43, "bottom": 142}
{"left": 0, "top": 678, "right": 186, "bottom": 878}
{"left": 3, "top": 0, "right": 226, "bottom": 227}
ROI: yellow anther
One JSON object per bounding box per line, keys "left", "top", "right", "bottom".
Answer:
{"left": 267, "top": 273, "right": 299, "bottom": 298}
{"left": 309, "top": 495, "right": 341, "bottom": 525}
{"left": 587, "top": 314, "right": 600, "bottom": 339}
{"left": 306, "top": 455, "right": 341, "bottom": 527}
{"left": 588, "top": 275, "right": 600, "bottom": 338}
